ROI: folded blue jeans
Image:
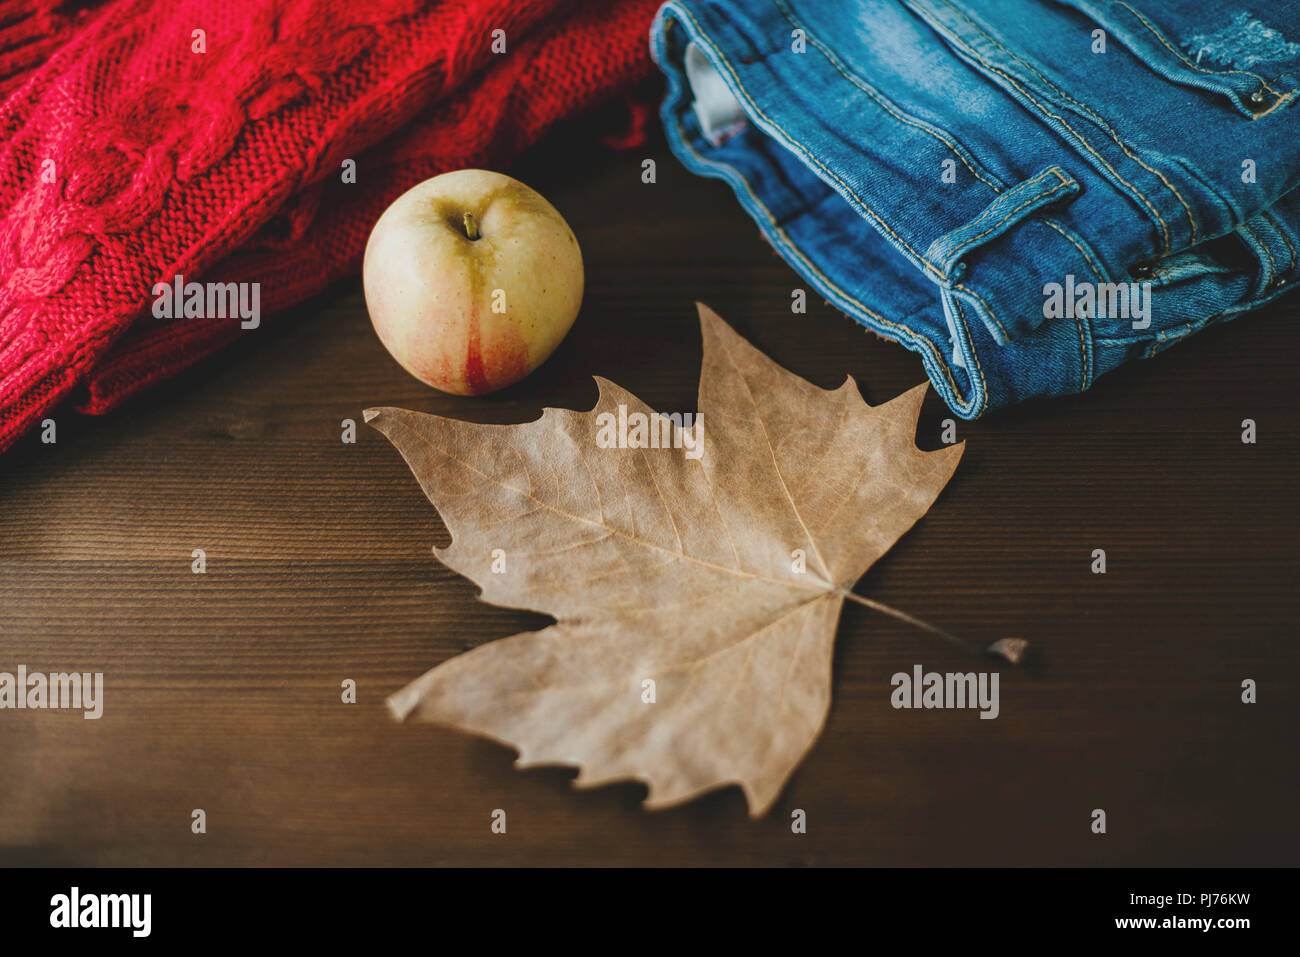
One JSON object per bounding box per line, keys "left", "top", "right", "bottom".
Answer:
{"left": 650, "top": 0, "right": 1300, "bottom": 416}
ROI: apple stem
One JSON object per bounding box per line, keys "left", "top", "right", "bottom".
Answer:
{"left": 836, "top": 587, "right": 1027, "bottom": 664}
{"left": 462, "top": 212, "right": 479, "bottom": 241}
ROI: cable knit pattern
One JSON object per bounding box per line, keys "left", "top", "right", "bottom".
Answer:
{"left": 0, "top": 0, "right": 661, "bottom": 452}
{"left": 0, "top": 2, "right": 108, "bottom": 100}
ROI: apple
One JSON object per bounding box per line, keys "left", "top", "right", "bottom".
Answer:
{"left": 363, "top": 169, "right": 584, "bottom": 395}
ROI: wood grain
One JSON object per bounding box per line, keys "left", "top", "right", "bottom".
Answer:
{"left": 1, "top": 121, "right": 1297, "bottom": 866}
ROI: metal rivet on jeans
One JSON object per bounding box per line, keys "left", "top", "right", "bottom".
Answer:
{"left": 1250, "top": 89, "right": 1266, "bottom": 104}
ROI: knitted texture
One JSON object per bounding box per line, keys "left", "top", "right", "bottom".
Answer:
{"left": 0, "top": 0, "right": 661, "bottom": 452}
{"left": 0, "top": 2, "right": 110, "bottom": 101}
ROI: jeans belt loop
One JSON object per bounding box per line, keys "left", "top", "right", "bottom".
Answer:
{"left": 926, "top": 166, "right": 1082, "bottom": 284}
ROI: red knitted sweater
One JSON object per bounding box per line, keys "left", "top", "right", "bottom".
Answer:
{"left": 0, "top": 0, "right": 661, "bottom": 453}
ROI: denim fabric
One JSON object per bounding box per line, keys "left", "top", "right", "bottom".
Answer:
{"left": 650, "top": 0, "right": 1300, "bottom": 417}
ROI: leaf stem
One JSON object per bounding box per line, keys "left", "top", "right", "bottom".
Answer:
{"left": 836, "top": 588, "right": 1026, "bottom": 664}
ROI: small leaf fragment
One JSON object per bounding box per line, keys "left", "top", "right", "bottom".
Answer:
{"left": 987, "top": 637, "right": 1029, "bottom": 665}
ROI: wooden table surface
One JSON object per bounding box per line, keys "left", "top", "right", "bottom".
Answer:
{"left": 2, "top": 120, "right": 1297, "bottom": 867}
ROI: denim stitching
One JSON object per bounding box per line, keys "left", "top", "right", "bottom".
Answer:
{"left": 690, "top": 2, "right": 1081, "bottom": 352}
{"left": 960, "top": 48, "right": 1172, "bottom": 252}
{"left": 1116, "top": 0, "right": 1288, "bottom": 96}
{"left": 768, "top": 0, "right": 1137, "bottom": 325}
{"left": 670, "top": 92, "right": 977, "bottom": 410}
{"left": 1241, "top": 222, "right": 1279, "bottom": 284}
{"left": 1250, "top": 91, "right": 1297, "bottom": 118}
{"left": 1074, "top": 268, "right": 1092, "bottom": 390}
{"left": 668, "top": 5, "right": 984, "bottom": 411}
{"left": 918, "top": 3, "right": 1173, "bottom": 254}
{"left": 687, "top": 137, "right": 982, "bottom": 412}
{"left": 1263, "top": 211, "right": 1298, "bottom": 273}
{"left": 773, "top": 0, "right": 1003, "bottom": 192}
{"left": 937, "top": 0, "right": 1197, "bottom": 245}
{"left": 673, "top": 7, "right": 947, "bottom": 284}
{"left": 955, "top": 283, "right": 1009, "bottom": 341}
{"left": 1039, "top": 221, "right": 1095, "bottom": 388}
{"left": 1042, "top": 217, "right": 1106, "bottom": 285}
{"left": 971, "top": 210, "right": 1094, "bottom": 387}
{"left": 666, "top": 4, "right": 1139, "bottom": 415}
{"left": 934, "top": 167, "right": 1060, "bottom": 256}
{"left": 1044, "top": 218, "right": 1100, "bottom": 386}
{"left": 930, "top": 170, "right": 1071, "bottom": 344}
{"left": 1127, "top": 285, "right": 1287, "bottom": 355}
{"left": 939, "top": 172, "right": 1073, "bottom": 268}
{"left": 951, "top": 298, "right": 990, "bottom": 412}
{"left": 779, "top": 0, "right": 1088, "bottom": 346}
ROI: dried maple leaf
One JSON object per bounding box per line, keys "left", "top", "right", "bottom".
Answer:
{"left": 366, "top": 303, "right": 962, "bottom": 817}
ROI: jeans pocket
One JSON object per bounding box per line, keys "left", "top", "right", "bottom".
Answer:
{"left": 1057, "top": 0, "right": 1300, "bottom": 118}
